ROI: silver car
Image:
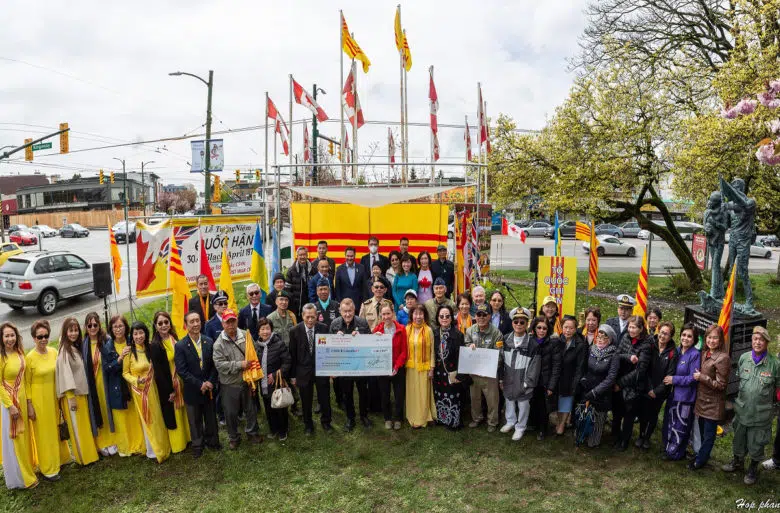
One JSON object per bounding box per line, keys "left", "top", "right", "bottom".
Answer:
{"left": 620, "top": 222, "right": 642, "bottom": 238}
{"left": 523, "top": 221, "right": 553, "bottom": 237}
{"left": 0, "top": 251, "right": 94, "bottom": 315}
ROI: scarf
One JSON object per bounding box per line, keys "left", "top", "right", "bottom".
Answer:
{"left": 130, "top": 365, "right": 155, "bottom": 425}
{"left": 752, "top": 350, "right": 767, "bottom": 365}
{"left": 406, "top": 323, "right": 433, "bottom": 372}
{"left": 590, "top": 342, "right": 614, "bottom": 360}
{"left": 535, "top": 337, "right": 546, "bottom": 345}
{"left": 257, "top": 338, "right": 270, "bottom": 395}
{"left": 164, "top": 337, "right": 185, "bottom": 409}
{"left": 199, "top": 295, "right": 210, "bottom": 321}
{"left": 1, "top": 353, "right": 25, "bottom": 438}
{"left": 457, "top": 312, "right": 472, "bottom": 335}
{"left": 56, "top": 346, "right": 89, "bottom": 398}
{"left": 82, "top": 338, "right": 103, "bottom": 431}
{"left": 318, "top": 298, "right": 331, "bottom": 311}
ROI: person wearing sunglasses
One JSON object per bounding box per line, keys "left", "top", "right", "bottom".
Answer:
{"left": 528, "top": 316, "right": 561, "bottom": 441}
{"left": 150, "top": 311, "right": 190, "bottom": 454}
{"left": 465, "top": 304, "right": 503, "bottom": 432}
{"left": 25, "top": 320, "right": 71, "bottom": 482}
{"left": 82, "top": 312, "right": 119, "bottom": 457}
{"left": 204, "top": 290, "right": 231, "bottom": 342}
{"left": 424, "top": 278, "right": 455, "bottom": 331}
{"left": 238, "top": 283, "right": 273, "bottom": 344}
{"left": 433, "top": 304, "right": 469, "bottom": 431}
{"left": 499, "top": 308, "right": 539, "bottom": 441}
{"left": 360, "top": 280, "right": 394, "bottom": 332}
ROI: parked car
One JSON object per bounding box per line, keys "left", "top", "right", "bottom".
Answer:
{"left": 544, "top": 221, "right": 577, "bottom": 238}
{"left": 674, "top": 221, "right": 704, "bottom": 240}
{"left": 60, "top": 223, "right": 90, "bottom": 238}
{"left": 619, "top": 222, "right": 642, "bottom": 238}
{"left": 757, "top": 234, "right": 779, "bottom": 247}
{"left": 750, "top": 241, "right": 773, "bottom": 259}
{"left": 523, "top": 221, "right": 553, "bottom": 237}
{"left": 7, "top": 224, "right": 30, "bottom": 234}
{"left": 113, "top": 221, "right": 137, "bottom": 243}
{"left": 595, "top": 223, "right": 624, "bottom": 238}
{"left": 9, "top": 231, "right": 38, "bottom": 246}
{"left": 637, "top": 229, "right": 655, "bottom": 240}
{"left": 0, "top": 251, "right": 94, "bottom": 315}
{"left": 0, "top": 243, "right": 23, "bottom": 267}
{"left": 583, "top": 235, "right": 637, "bottom": 257}
{"left": 29, "top": 224, "right": 58, "bottom": 238}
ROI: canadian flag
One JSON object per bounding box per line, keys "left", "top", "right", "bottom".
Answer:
{"left": 342, "top": 65, "right": 365, "bottom": 129}
{"left": 429, "top": 69, "right": 440, "bottom": 162}
{"left": 388, "top": 127, "right": 395, "bottom": 169}
{"left": 267, "top": 97, "right": 290, "bottom": 156}
{"left": 303, "top": 123, "right": 310, "bottom": 164}
{"left": 502, "top": 217, "right": 526, "bottom": 242}
{"left": 292, "top": 79, "right": 328, "bottom": 122}
{"left": 464, "top": 116, "right": 472, "bottom": 161}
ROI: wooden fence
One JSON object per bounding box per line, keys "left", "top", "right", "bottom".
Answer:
{"left": 11, "top": 209, "right": 144, "bottom": 229}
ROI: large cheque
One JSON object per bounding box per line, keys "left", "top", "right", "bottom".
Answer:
{"left": 457, "top": 347, "right": 500, "bottom": 378}
{"left": 315, "top": 334, "right": 393, "bottom": 377}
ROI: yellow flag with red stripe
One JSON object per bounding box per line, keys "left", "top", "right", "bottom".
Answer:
{"left": 168, "top": 230, "right": 190, "bottom": 332}
{"left": 342, "top": 12, "right": 371, "bottom": 73}
{"left": 718, "top": 265, "right": 736, "bottom": 350}
{"left": 575, "top": 221, "right": 591, "bottom": 242}
{"left": 394, "top": 7, "right": 412, "bottom": 71}
{"left": 587, "top": 222, "right": 599, "bottom": 291}
{"left": 108, "top": 217, "right": 122, "bottom": 293}
{"left": 632, "top": 247, "right": 648, "bottom": 317}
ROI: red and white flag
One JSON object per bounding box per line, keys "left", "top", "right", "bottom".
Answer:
{"left": 292, "top": 79, "right": 328, "bottom": 122}
{"left": 267, "top": 97, "right": 290, "bottom": 156}
{"left": 342, "top": 65, "right": 365, "bottom": 129}
{"left": 478, "top": 85, "right": 491, "bottom": 154}
{"left": 429, "top": 68, "right": 440, "bottom": 162}
{"left": 388, "top": 128, "right": 395, "bottom": 169}
{"left": 303, "top": 123, "right": 310, "bottom": 164}
{"left": 464, "top": 116, "right": 472, "bottom": 161}
{"left": 344, "top": 132, "right": 351, "bottom": 163}
{"left": 502, "top": 217, "right": 526, "bottom": 243}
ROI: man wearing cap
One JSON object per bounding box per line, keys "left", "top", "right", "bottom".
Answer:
{"left": 329, "top": 298, "right": 372, "bottom": 431}
{"left": 308, "top": 258, "right": 334, "bottom": 304}
{"left": 212, "top": 308, "right": 264, "bottom": 449}
{"left": 314, "top": 277, "right": 339, "bottom": 326}
{"left": 539, "top": 295, "right": 560, "bottom": 336}
{"left": 499, "top": 308, "right": 540, "bottom": 441}
{"left": 424, "top": 278, "right": 456, "bottom": 330}
{"left": 465, "top": 303, "right": 503, "bottom": 431}
{"left": 265, "top": 273, "right": 288, "bottom": 312}
{"left": 360, "top": 236, "right": 390, "bottom": 274}
{"left": 723, "top": 326, "right": 780, "bottom": 485}
{"left": 267, "top": 290, "right": 297, "bottom": 348}
{"left": 188, "top": 274, "right": 216, "bottom": 331}
{"left": 431, "top": 245, "right": 455, "bottom": 298}
{"left": 396, "top": 290, "right": 417, "bottom": 326}
{"left": 606, "top": 295, "right": 635, "bottom": 341}
{"left": 360, "top": 280, "right": 394, "bottom": 331}
{"left": 238, "top": 283, "right": 273, "bottom": 344}
{"left": 204, "top": 290, "right": 230, "bottom": 341}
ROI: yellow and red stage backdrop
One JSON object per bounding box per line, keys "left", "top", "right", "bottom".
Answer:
{"left": 535, "top": 256, "right": 578, "bottom": 318}
{"left": 291, "top": 203, "right": 449, "bottom": 264}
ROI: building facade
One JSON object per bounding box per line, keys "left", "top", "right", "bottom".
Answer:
{"left": 15, "top": 175, "right": 147, "bottom": 214}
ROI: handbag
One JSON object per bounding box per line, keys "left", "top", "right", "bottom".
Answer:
{"left": 58, "top": 406, "right": 70, "bottom": 441}
{"left": 271, "top": 370, "right": 294, "bottom": 409}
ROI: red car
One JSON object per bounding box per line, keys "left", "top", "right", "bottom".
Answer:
{"left": 9, "top": 231, "right": 38, "bottom": 246}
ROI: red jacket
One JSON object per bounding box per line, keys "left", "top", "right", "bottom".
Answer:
{"left": 373, "top": 320, "right": 408, "bottom": 371}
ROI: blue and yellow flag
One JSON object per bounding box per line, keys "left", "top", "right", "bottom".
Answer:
{"left": 553, "top": 211, "right": 561, "bottom": 257}
{"left": 249, "top": 222, "right": 269, "bottom": 300}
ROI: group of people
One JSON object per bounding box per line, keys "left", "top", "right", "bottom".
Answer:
{"left": 1, "top": 238, "right": 778, "bottom": 490}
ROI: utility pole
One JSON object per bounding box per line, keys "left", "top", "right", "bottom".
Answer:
{"left": 204, "top": 70, "right": 214, "bottom": 215}
{"left": 113, "top": 158, "right": 132, "bottom": 296}
{"left": 312, "top": 83, "right": 319, "bottom": 185}
{"left": 141, "top": 161, "right": 155, "bottom": 216}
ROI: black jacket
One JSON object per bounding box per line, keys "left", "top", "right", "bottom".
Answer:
{"left": 360, "top": 253, "right": 390, "bottom": 274}
{"left": 431, "top": 258, "right": 455, "bottom": 298}
{"left": 257, "top": 333, "right": 292, "bottom": 395}
{"left": 433, "top": 326, "right": 470, "bottom": 386}
{"left": 578, "top": 344, "right": 620, "bottom": 411}
{"left": 605, "top": 316, "right": 628, "bottom": 342}
{"left": 238, "top": 303, "right": 273, "bottom": 343}
{"left": 174, "top": 334, "right": 218, "bottom": 406}
{"left": 286, "top": 260, "right": 314, "bottom": 317}
{"left": 315, "top": 300, "right": 340, "bottom": 326}
{"left": 615, "top": 333, "right": 654, "bottom": 401}
{"left": 289, "top": 321, "right": 330, "bottom": 387}
{"left": 149, "top": 339, "right": 177, "bottom": 430}
{"left": 334, "top": 263, "right": 367, "bottom": 306}
{"left": 188, "top": 293, "right": 215, "bottom": 331}
{"left": 647, "top": 340, "right": 677, "bottom": 400}
{"left": 536, "top": 335, "right": 562, "bottom": 392}
{"left": 329, "top": 315, "right": 371, "bottom": 335}
{"left": 558, "top": 333, "right": 588, "bottom": 397}
{"left": 492, "top": 311, "right": 513, "bottom": 336}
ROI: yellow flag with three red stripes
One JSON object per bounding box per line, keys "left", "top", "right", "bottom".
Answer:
{"left": 718, "top": 265, "right": 737, "bottom": 350}
{"left": 587, "top": 222, "right": 599, "bottom": 291}
{"left": 108, "top": 217, "right": 122, "bottom": 293}
{"left": 168, "top": 229, "right": 190, "bottom": 332}
{"left": 632, "top": 247, "right": 648, "bottom": 317}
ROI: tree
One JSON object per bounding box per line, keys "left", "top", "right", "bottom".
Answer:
{"left": 490, "top": 46, "right": 705, "bottom": 286}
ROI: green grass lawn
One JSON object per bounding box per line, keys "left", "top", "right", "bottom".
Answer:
{"left": 2, "top": 273, "right": 778, "bottom": 512}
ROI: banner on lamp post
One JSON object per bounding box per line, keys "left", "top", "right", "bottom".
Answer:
{"left": 190, "top": 139, "right": 224, "bottom": 173}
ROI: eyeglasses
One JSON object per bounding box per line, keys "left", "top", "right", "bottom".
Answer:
{"left": 535, "top": 325, "right": 548, "bottom": 331}
{"left": 35, "top": 334, "right": 49, "bottom": 340}
{"left": 438, "top": 314, "right": 451, "bottom": 319}
{"left": 86, "top": 323, "right": 98, "bottom": 329}
{"left": 475, "top": 313, "right": 488, "bottom": 317}
{"left": 512, "top": 319, "right": 526, "bottom": 325}
{"left": 374, "top": 285, "right": 386, "bottom": 290}
{"left": 247, "top": 291, "right": 260, "bottom": 296}
{"left": 157, "top": 320, "right": 170, "bottom": 326}
{"left": 215, "top": 301, "right": 228, "bottom": 306}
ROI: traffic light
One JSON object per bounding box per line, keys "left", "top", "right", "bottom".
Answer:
{"left": 235, "top": 169, "right": 240, "bottom": 183}
{"left": 110, "top": 171, "right": 115, "bottom": 184}
{"left": 328, "top": 141, "right": 334, "bottom": 155}
{"left": 255, "top": 169, "right": 260, "bottom": 180}
{"left": 337, "top": 150, "right": 342, "bottom": 161}
{"left": 212, "top": 176, "right": 221, "bottom": 202}
{"left": 59, "top": 123, "right": 69, "bottom": 154}
{"left": 24, "top": 139, "right": 33, "bottom": 162}
{"left": 99, "top": 169, "right": 104, "bottom": 184}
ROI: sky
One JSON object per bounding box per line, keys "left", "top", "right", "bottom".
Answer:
{"left": 0, "top": 0, "right": 586, "bottom": 191}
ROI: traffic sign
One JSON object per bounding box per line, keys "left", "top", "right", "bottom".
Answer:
{"left": 32, "top": 142, "right": 52, "bottom": 151}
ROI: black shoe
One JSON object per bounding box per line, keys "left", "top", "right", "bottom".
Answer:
{"left": 344, "top": 419, "right": 355, "bottom": 432}
{"left": 322, "top": 422, "right": 333, "bottom": 433}
{"left": 42, "top": 474, "right": 61, "bottom": 482}
{"left": 688, "top": 461, "right": 703, "bottom": 471}
{"left": 537, "top": 432, "right": 545, "bottom": 441}
{"left": 744, "top": 462, "right": 758, "bottom": 485}
{"left": 360, "top": 416, "right": 373, "bottom": 428}
{"left": 279, "top": 432, "right": 288, "bottom": 442}
{"left": 641, "top": 439, "right": 651, "bottom": 450}
{"left": 634, "top": 438, "right": 644, "bottom": 449}
{"left": 304, "top": 426, "right": 314, "bottom": 436}
{"left": 616, "top": 441, "right": 628, "bottom": 452}
{"left": 192, "top": 448, "right": 203, "bottom": 459}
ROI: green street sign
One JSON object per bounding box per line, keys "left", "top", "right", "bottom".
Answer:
{"left": 32, "top": 142, "right": 52, "bottom": 151}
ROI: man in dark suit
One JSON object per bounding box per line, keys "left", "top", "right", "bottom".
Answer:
{"left": 286, "top": 246, "right": 313, "bottom": 319}
{"left": 311, "top": 240, "right": 336, "bottom": 276}
{"left": 334, "top": 247, "right": 367, "bottom": 305}
{"left": 606, "top": 294, "right": 635, "bottom": 342}
{"left": 289, "top": 303, "right": 332, "bottom": 435}
{"left": 399, "top": 237, "right": 418, "bottom": 274}
{"left": 431, "top": 244, "right": 455, "bottom": 298}
{"left": 188, "top": 274, "right": 216, "bottom": 331}
{"left": 308, "top": 258, "right": 334, "bottom": 303}
{"left": 238, "top": 282, "right": 273, "bottom": 342}
{"left": 174, "top": 311, "right": 220, "bottom": 458}
{"left": 360, "top": 236, "right": 390, "bottom": 274}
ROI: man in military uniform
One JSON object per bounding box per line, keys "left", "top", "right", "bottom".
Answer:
{"left": 359, "top": 279, "right": 394, "bottom": 331}
{"left": 313, "top": 277, "right": 339, "bottom": 326}
{"left": 606, "top": 294, "right": 635, "bottom": 342}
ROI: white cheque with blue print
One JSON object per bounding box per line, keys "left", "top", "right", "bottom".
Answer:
{"left": 457, "top": 347, "right": 500, "bottom": 378}
{"left": 315, "top": 334, "right": 393, "bottom": 377}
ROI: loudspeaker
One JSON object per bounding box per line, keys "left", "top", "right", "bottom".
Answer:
{"left": 529, "top": 248, "right": 544, "bottom": 273}
{"left": 92, "top": 262, "right": 113, "bottom": 298}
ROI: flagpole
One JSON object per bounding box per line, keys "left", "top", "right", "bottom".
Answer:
{"left": 351, "top": 58, "right": 358, "bottom": 182}
{"left": 483, "top": 100, "right": 489, "bottom": 203}
{"left": 476, "top": 83, "right": 482, "bottom": 230}
{"left": 398, "top": 6, "right": 406, "bottom": 184}
{"left": 264, "top": 91, "right": 270, "bottom": 243}
{"left": 429, "top": 65, "right": 435, "bottom": 183}
{"left": 339, "top": 10, "right": 345, "bottom": 186}
{"left": 403, "top": 29, "right": 409, "bottom": 183}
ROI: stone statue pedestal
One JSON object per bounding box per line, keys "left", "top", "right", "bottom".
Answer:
{"left": 684, "top": 305, "right": 767, "bottom": 397}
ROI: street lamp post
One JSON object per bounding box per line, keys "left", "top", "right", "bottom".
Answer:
{"left": 112, "top": 157, "right": 132, "bottom": 297}
{"left": 311, "top": 85, "right": 326, "bottom": 185}
{"left": 140, "top": 161, "right": 155, "bottom": 215}
{"left": 169, "top": 70, "right": 214, "bottom": 214}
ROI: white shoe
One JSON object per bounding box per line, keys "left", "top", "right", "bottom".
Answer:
{"left": 762, "top": 458, "right": 777, "bottom": 470}
{"left": 512, "top": 429, "right": 524, "bottom": 442}
{"left": 500, "top": 424, "right": 514, "bottom": 434}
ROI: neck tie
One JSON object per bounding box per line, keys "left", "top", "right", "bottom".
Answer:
{"left": 252, "top": 307, "right": 258, "bottom": 327}
{"left": 307, "top": 328, "right": 314, "bottom": 354}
